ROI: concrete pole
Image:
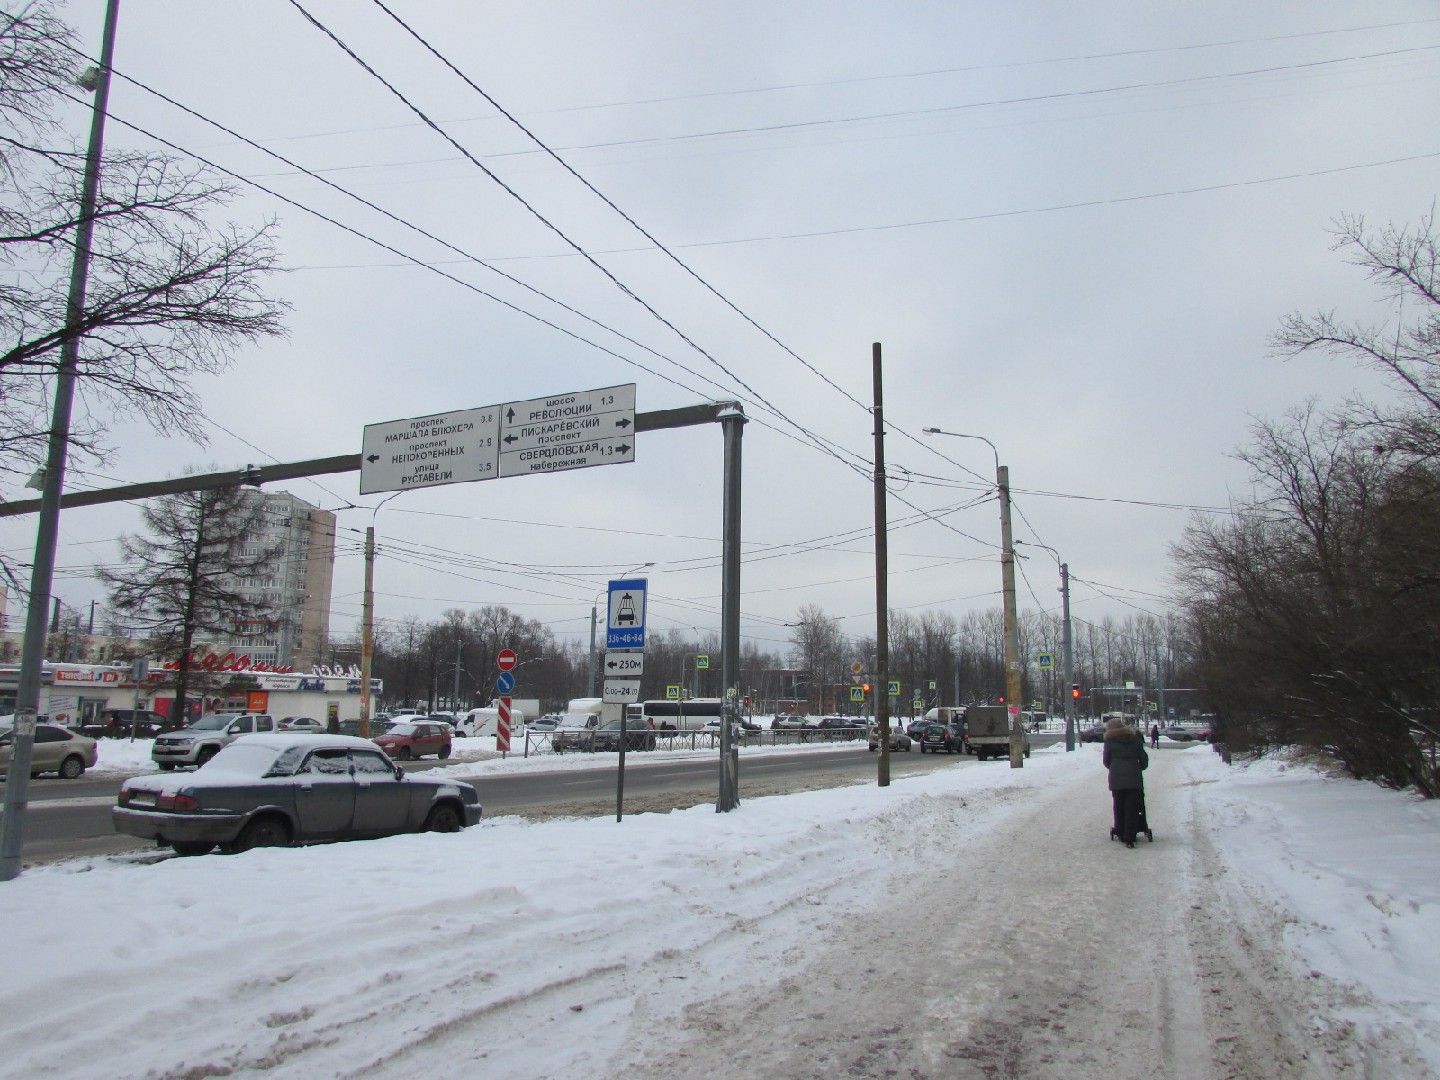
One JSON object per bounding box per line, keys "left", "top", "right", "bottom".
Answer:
{"left": 998, "top": 465, "right": 1024, "bottom": 769}
{"left": 358, "top": 526, "right": 375, "bottom": 737}
{"left": 451, "top": 636, "right": 462, "bottom": 710}
{"left": 872, "top": 343, "right": 891, "bottom": 787}
{"left": 0, "top": 0, "right": 120, "bottom": 883}
{"left": 1061, "top": 562, "right": 1076, "bottom": 751}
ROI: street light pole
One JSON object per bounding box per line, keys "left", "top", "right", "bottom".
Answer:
{"left": 1018, "top": 540, "right": 1076, "bottom": 752}
{"left": 922, "top": 426, "right": 1023, "bottom": 769}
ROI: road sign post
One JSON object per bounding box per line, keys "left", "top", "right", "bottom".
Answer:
{"left": 495, "top": 649, "right": 517, "bottom": 754}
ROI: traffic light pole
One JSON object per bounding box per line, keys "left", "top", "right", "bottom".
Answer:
{"left": 871, "top": 343, "right": 891, "bottom": 787}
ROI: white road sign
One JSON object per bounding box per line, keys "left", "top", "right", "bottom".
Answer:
{"left": 497, "top": 384, "right": 635, "bottom": 479}
{"left": 604, "top": 651, "right": 645, "bottom": 677}
{"left": 359, "top": 406, "right": 499, "bottom": 495}
{"left": 359, "top": 384, "right": 635, "bottom": 495}
{"left": 602, "top": 679, "right": 642, "bottom": 704}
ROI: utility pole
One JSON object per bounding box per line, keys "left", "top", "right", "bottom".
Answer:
{"left": 0, "top": 0, "right": 120, "bottom": 883}
{"left": 872, "top": 343, "right": 891, "bottom": 787}
{"left": 1061, "top": 562, "right": 1075, "bottom": 751}
{"left": 998, "top": 465, "right": 1024, "bottom": 769}
{"left": 452, "top": 636, "right": 462, "bottom": 710}
{"left": 358, "top": 526, "right": 375, "bottom": 737}
{"left": 587, "top": 602, "right": 598, "bottom": 697}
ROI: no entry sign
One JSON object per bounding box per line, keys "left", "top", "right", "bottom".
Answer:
{"left": 497, "top": 648, "right": 517, "bottom": 671}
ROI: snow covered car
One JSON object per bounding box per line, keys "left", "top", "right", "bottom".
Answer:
{"left": 112, "top": 733, "right": 481, "bottom": 856}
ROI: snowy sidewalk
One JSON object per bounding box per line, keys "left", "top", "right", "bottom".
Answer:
{"left": 0, "top": 745, "right": 1435, "bottom": 1078}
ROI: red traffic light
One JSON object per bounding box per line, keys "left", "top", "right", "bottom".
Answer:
{"left": 862, "top": 683, "right": 871, "bottom": 693}
{"left": 997, "top": 695, "right": 1005, "bottom": 704}
{"left": 1071, "top": 684, "right": 1081, "bottom": 699}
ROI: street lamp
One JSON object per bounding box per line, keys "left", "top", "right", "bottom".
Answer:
{"left": 588, "top": 562, "right": 655, "bottom": 697}
{"left": 1016, "top": 539, "right": 1076, "bottom": 752}
{"left": 922, "top": 426, "right": 1025, "bottom": 768}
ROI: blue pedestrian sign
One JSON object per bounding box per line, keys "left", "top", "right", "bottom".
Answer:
{"left": 606, "top": 577, "right": 648, "bottom": 649}
{"left": 496, "top": 671, "right": 516, "bottom": 694}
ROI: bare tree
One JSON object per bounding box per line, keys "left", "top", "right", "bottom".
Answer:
{"left": 98, "top": 483, "right": 283, "bottom": 725}
{"left": 1272, "top": 211, "right": 1440, "bottom": 458}
{"left": 1174, "top": 406, "right": 1439, "bottom": 794}
{"left": 0, "top": 2, "right": 286, "bottom": 492}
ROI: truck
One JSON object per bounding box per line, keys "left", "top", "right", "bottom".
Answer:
{"left": 965, "top": 705, "right": 1030, "bottom": 761}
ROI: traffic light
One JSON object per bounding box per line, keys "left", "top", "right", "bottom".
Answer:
{"left": 1071, "top": 684, "right": 1081, "bottom": 699}
{"left": 997, "top": 695, "right": 1005, "bottom": 704}
{"left": 861, "top": 683, "right": 871, "bottom": 694}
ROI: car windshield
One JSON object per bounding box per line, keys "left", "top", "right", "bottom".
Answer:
{"left": 190, "top": 714, "right": 236, "bottom": 731}
{"left": 202, "top": 742, "right": 291, "bottom": 776}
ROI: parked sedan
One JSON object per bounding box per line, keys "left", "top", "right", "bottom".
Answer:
{"left": 771, "top": 714, "right": 807, "bottom": 731}
{"left": 867, "top": 724, "right": 912, "bottom": 752}
{"left": 373, "top": 720, "right": 452, "bottom": 760}
{"left": 1079, "top": 722, "right": 1107, "bottom": 743}
{"left": 0, "top": 722, "right": 98, "bottom": 779}
{"left": 278, "top": 717, "right": 324, "bottom": 733}
{"left": 112, "top": 733, "right": 481, "bottom": 856}
{"left": 593, "top": 717, "right": 658, "bottom": 752}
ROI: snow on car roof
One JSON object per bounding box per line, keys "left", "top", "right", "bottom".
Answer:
{"left": 233, "top": 733, "right": 384, "bottom": 751}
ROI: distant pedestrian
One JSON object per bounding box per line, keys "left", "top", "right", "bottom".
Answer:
{"left": 1149, "top": 723, "right": 1160, "bottom": 749}
{"left": 1104, "top": 715, "right": 1149, "bottom": 848}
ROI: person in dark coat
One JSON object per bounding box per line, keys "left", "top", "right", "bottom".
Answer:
{"left": 1103, "top": 715, "right": 1149, "bottom": 847}
{"left": 1149, "top": 722, "right": 1160, "bottom": 749}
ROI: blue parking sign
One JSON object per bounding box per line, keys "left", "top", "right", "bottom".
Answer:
{"left": 607, "top": 578, "right": 647, "bottom": 650}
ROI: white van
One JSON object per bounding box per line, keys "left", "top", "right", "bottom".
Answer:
{"left": 460, "top": 705, "right": 528, "bottom": 738}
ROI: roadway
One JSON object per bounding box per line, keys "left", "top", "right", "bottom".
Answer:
{"left": 3, "top": 732, "right": 1069, "bottom": 867}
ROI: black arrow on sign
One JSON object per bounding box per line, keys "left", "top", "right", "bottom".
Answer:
{"left": 365, "top": 454, "right": 379, "bottom": 464}
{"left": 506, "top": 407, "right": 515, "bottom": 423}
{"left": 615, "top": 418, "right": 632, "bottom": 429}
{"left": 503, "top": 434, "right": 518, "bottom": 445}
{"left": 616, "top": 443, "right": 631, "bottom": 453}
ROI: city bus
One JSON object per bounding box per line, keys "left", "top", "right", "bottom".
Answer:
{"left": 634, "top": 698, "right": 725, "bottom": 732}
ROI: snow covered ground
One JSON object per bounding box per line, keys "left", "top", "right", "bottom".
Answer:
{"left": 5, "top": 741, "right": 1437, "bottom": 1078}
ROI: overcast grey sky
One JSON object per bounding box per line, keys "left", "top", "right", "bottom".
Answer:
{"left": 7, "top": 0, "right": 1439, "bottom": 661}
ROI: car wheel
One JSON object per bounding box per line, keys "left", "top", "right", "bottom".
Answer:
{"left": 230, "top": 815, "right": 290, "bottom": 853}
{"left": 438, "top": 745, "right": 451, "bottom": 760}
{"left": 397, "top": 746, "right": 413, "bottom": 760}
{"left": 196, "top": 746, "right": 218, "bottom": 767}
{"left": 158, "top": 763, "right": 176, "bottom": 771}
{"left": 58, "top": 754, "right": 85, "bottom": 779}
{"left": 424, "top": 803, "right": 462, "bottom": 833}
{"left": 171, "top": 841, "right": 213, "bottom": 856}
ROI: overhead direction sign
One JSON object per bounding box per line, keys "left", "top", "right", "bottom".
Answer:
{"left": 360, "top": 383, "right": 635, "bottom": 495}
{"left": 498, "top": 385, "right": 635, "bottom": 479}
{"left": 606, "top": 577, "right": 647, "bottom": 649}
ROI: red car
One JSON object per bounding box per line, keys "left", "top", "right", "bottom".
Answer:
{"left": 373, "top": 720, "right": 452, "bottom": 761}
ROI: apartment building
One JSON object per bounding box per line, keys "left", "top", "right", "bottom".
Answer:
{"left": 229, "top": 490, "right": 335, "bottom": 670}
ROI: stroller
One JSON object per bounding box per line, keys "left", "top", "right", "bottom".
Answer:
{"left": 1109, "top": 786, "right": 1155, "bottom": 844}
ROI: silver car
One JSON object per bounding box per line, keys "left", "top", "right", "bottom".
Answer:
{"left": 0, "top": 722, "right": 98, "bottom": 779}
{"left": 113, "top": 733, "right": 482, "bottom": 856}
